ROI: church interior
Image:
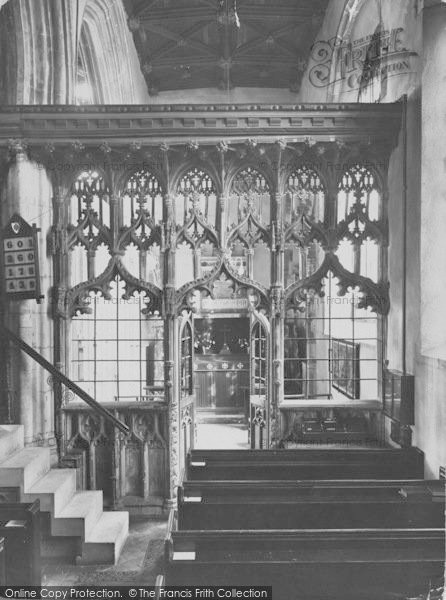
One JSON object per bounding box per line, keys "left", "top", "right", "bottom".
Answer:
{"left": 0, "top": 0, "right": 445, "bottom": 598}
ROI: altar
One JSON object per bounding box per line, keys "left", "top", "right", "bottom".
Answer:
{"left": 193, "top": 317, "right": 250, "bottom": 412}
{"left": 194, "top": 353, "right": 249, "bottom": 410}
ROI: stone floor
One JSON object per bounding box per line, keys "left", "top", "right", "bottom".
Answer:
{"left": 196, "top": 422, "right": 249, "bottom": 449}
{"left": 42, "top": 518, "right": 167, "bottom": 586}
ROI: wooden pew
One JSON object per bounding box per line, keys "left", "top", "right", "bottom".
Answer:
{"left": 178, "top": 479, "right": 445, "bottom": 530}
{"left": 0, "top": 537, "right": 5, "bottom": 585}
{"left": 165, "top": 523, "right": 445, "bottom": 600}
{"left": 187, "top": 448, "right": 425, "bottom": 480}
{"left": 0, "top": 501, "right": 41, "bottom": 585}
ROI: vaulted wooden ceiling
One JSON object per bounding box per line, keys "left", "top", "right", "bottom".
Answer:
{"left": 123, "top": 0, "right": 330, "bottom": 95}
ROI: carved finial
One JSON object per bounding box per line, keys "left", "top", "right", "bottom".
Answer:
{"left": 265, "top": 35, "right": 275, "bottom": 48}
{"left": 128, "top": 16, "right": 141, "bottom": 31}
{"left": 191, "top": 191, "right": 201, "bottom": 210}
{"left": 44, "top": 143, "right": 56, "bottom": 155}
{"left": 7, "top": 139, "right": 28, "bottom": 158}
{"left": 71, "top": 141, "right": 85, "bottom": 153}
{"left": 276, "top": 138, "right": 287, "bottom": 151}
{"left": 217, "top": 141, "right": 229, "bottom": 154}
{"left": 246, "top": 192, "right": 254, "bottom": 211}
{"left": 148, "top": 82, "right": 159, "bottom": 96}
{"left": 246, "top": 138, "right": 257, "bottom": 149}
{"left": 159, "top": 142, "right": 170, "bottom": 153}
{"left": 186, "top": 140, "right": 199, "bottom": 152}
{"left": 304, "top": 137, "right": 316, "bottom": 148}
{"left": 99, "top": 142, "right": 112, "bottom": 154}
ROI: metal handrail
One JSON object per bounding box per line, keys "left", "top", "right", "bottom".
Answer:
{"left": 2, "top": 325, "right": 130, "bottom": 435}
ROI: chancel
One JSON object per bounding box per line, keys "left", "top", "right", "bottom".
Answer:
{"left": 0, "top": 0, "right": 445, "bottom": 598}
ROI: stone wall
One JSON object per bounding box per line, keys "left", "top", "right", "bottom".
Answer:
{"left": 301, "top": 0, "right": 445, "bottom": 477}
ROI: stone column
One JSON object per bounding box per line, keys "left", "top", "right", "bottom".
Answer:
{"left": 163, "top": 181, "right": 180, "bottom": 508}
{"left": 2, "top": 142, "right": 55, "bottom": 450}
{"left": 269, "top": 146, "right": 285, "bottom": 447}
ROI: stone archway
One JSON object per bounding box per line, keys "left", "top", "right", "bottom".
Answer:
{"left": 0, "top": 0, "right": 148, "bottom": 104}
{"left": 78, "top": 0, "right": 148, "bottom": 104}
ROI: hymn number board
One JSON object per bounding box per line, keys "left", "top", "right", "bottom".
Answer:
{"left": 1, "top": 215, "right": 42, "bottom": 302}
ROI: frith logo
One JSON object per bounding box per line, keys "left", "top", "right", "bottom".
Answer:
{"left": 308, "top": 27, "right": 418, "bottom": 90}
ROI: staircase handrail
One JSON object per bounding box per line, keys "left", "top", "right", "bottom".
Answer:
{"left": 2, "top": 325, "right": 130, "bottom": 435}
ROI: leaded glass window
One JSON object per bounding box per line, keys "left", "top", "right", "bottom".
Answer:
{"left": 70, "top": 276, "right": 164, "bottom": 402}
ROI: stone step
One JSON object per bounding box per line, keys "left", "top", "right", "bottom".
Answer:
{"left": 0, "top": 427, "right": 129, "bottom": 566}
{"left": 0, "top": 447, "right": 50, "bottom": 490}
{"left": 40, "top": 512, "right": 80, "bottom": 561}
{"left": 78, "top": 511, "right": 129, "bottom": 565}
{"left": 0, "top": 425, "right": 24, "bottom": 460}
{"left": 24, "top": 469, "right": 77, "bottom": 514}
{"left": 51, "top": 491, "right": 103, "bottom": 538}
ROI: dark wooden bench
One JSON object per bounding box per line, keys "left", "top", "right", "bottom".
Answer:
{"left": 165, "top": 523, "right": 445, "bottom": 600}
{"left": 187, "top": 448, "right": 425, "bottom": 480}
{"left": 0, "top": 537, "right": 5, "bottom": 585}
{"left": 0, "top": 501, "right": 41, "bottom": 585}
{"left": 178, "top": 479, "right": 445, "bottom": 530}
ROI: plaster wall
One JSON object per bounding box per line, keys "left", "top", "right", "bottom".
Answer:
{"left": 299, "top": 0, "right": 421, "bottom": 104}
{"left": 415, "top": 2, "right": 446, "bottom": 476}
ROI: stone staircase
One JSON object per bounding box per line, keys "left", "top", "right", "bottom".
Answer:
{"left": 0, "top": 424, "right": 129, "bottom": 565}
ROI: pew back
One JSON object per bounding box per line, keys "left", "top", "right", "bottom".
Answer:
{"left": 187, "top": 448, "right": 425, "bottom": 480}
{"left": 0, "top": 501, "right": 41, "bottom": 585}
{"left": 178, "top": 480, "right": 444, "bottom": 530}
{"left": 166, "top": 526, "right": 445, "bottom": 600}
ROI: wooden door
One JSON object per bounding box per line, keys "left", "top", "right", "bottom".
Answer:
{"left": 249, "top": 316, "right": 269, "bottom": 449}
{"left": 179, "top": 317, "right": 195, "bottom": 470}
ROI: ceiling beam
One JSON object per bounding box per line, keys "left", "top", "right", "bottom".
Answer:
{"left": 136, "top": 3, "right": 325, "bottom": 22}
{"left": 242, "top": 20, "right": 303, "bottom": 58}
{"left": 217, "top": 2, "right": 236, "bottom": 92}
{"left": 148, "top": 55, "right": 301, "bottom": 69}
{"left": 232, "top": 55, "right": 300, "bottom": 66}
{"left": 136, "top": 0, "right": 217, "bottom": 18}
{"left": 233, "top": 23, "right": 298, "bottom": 57}
{"left": 236, "top": 5, "right": 325, "bottom": 19}
{"left": 145, "top": 21, "right": 217, "bottom": 62}
{"left": 150, "top": 57, "right": 220, "bottom": 69}
{"left": 131, "top": 0, "right": 162, "bottom": 17}
{"left": 139, "top": 7, "right": 215, "bottom": 23}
